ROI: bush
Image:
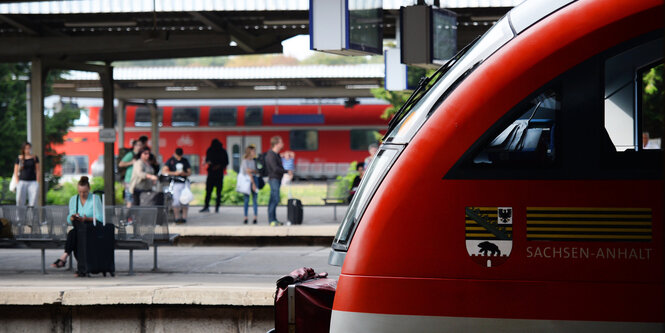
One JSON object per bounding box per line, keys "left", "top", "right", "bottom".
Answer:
{"left": 46, "top": 177, "right": 124, "bottom": 205}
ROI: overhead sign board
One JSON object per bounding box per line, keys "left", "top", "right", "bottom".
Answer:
{"left": 401, "top": 5, "right": 457, "bottom": 67}
{"left": 99, "top": 128, "right": 116, "bottom": 143}
{"left": 310, "top": 0, "right": 383, "bottom": 56}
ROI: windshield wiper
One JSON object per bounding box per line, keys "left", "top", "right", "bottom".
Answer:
{"left": 383, "top": 36, "right": 481, "bottom": 140}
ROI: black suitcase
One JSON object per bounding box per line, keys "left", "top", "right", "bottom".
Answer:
{"left": 287, "top": 199, "right": 303, "bottom": 225}
{"left": 139, "top": 191, "right": 164, "bottom": 206}
{"left": 74, "top": 193, "right": 115, "bottom": 277}
{"left": 75, "top": 221, "right": 115, "bottom": 276}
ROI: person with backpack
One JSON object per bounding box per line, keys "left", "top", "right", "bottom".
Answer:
{"left": 118, "top": 139, "right": 143, "bottom": 207}
{"left": 266, "top": 136, "right": 287, "bottom": 226}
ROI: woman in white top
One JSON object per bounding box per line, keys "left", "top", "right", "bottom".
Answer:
{"left": 239, "top": 145, "right": 259, "bottom": 224}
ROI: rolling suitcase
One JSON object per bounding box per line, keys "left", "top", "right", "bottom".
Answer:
{"left": 287, "top": 199, "right": 303, "bottom": 225}
{"left": 273, "top": 267, "right": 336, "bottom": 333}
{"left": 75, "top": 193, "right": 115, "bottom": 277}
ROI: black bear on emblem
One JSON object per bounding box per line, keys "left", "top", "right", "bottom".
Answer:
{"left": 498, "top": 208, "right": 512, "bottom": 223}
{"left": 478, "top": 241, "right": 501, "bottom": 256}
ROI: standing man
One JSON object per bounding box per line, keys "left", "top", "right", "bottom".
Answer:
{"left": 162, "top": 148, "right": 192, "bottom": 224}
{"left": 118, "top": 139, "right": 143, "bottom": 207}
{"left": 266, "top": 136, "right": 287, "bottom": 226}
{"left": 200, "top": 139, "right": 229, "bottom": 213}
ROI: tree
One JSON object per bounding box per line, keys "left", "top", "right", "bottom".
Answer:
{"left": 0, "top": 63, "right": 80, "bottom": 189}
{"left": 370, "top": 66, "right": 435, "bottom": 120}
{"left": 642, "top": 63, "right": 663, "bottom": 138}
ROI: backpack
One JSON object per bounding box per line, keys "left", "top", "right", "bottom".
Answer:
{"left": 256, "top": 152, "right": 268, "bottom": 177}
{"left": 116, "top": 147, "right": 132, "bottom": 179}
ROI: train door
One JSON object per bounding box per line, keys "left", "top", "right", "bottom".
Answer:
{"left": 226, "top": 135, "right": 262, "bottom": 173}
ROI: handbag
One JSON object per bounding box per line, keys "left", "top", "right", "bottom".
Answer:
{"left": 236, "top": 172, "right": 252, "bottom": 195}
{"left": 9, "top": 175, "right": 17, "bottom": 192}
{"left": 179, "top": 180, "right": 194, "bottom": 205}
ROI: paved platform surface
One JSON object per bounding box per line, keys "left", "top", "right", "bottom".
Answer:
{"left": 169, "top": 204, "right": 347, "bottom": 238}
{"left": 0, "top": 205, "right": 347, "bottom": 308}
{"left": 0, "top": 246, "right": 340, "bottom": 306}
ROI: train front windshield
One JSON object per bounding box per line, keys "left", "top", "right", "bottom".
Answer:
{"left": 329, "top": 17, "right": 516, "bottom": 266}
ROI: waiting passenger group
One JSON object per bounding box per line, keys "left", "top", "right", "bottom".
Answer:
{"left": 11, "top": 134, "right": 301, "bottom": 226}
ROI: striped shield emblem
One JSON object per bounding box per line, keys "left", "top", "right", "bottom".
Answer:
{"left": 465, "top": 207, "right": 513, "bottom": 267}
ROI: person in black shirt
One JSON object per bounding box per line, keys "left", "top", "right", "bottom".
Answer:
{"left": 266, "top": 136, "right": 287, "bottom": 225}
{"left": 348, "top": 162, "right": 365, "bottom": 202}
{"left": 162, "top": 148, "right": 192, "bottom": 223}
{"left": 200, "top": 139, "right": 229, "bottom": 213}
{"left": 13, "top": 142, "right": 40, "bottom": 206}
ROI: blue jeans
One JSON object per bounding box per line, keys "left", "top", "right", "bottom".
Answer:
{"left": 243, "top": 191, "right": 258, "bottom": 217}
{"left": 268, "top": 178, "right": 281, "bottom": 222}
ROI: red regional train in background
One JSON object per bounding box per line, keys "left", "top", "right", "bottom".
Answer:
{"left": 328, "top": 0, "right": 663, "bottom": 331}
{"left": 54, "top": 99, "right": 388, "bottom": 180}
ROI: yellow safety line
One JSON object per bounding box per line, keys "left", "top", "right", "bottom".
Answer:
{"left": 466, "top": 227, "right": 513, "bottom": 231}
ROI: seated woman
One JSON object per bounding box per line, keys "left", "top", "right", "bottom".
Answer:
{"left": 51, "top": 176, "right": 103, "bottom": 271}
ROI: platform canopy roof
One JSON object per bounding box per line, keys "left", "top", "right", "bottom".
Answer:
{"left": 54, "top": 63, "right": 386, "bottom": 99}
{"left": 0, "top": 0, "right": 519, "bottom": 63}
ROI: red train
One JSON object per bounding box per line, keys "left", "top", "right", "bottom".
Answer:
{"left": 328, "top": 0, "right": 663, "bottom": 331}
{"left": 54, "top": 100, "right": 389, "bottom": 179}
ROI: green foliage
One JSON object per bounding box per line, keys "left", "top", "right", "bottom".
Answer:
{"left": 642, "top": 63, "right": 663, "bottom": 137}
{"left": 0, "top": 64, "right": 80, "bottom": 186}
{"left": 195, "top": 170, "right": 273, "bottom": 206}
{"left": 0, "top": 178, "right": 15, "bottom": 204}
{"left": 371, "top": 88, "right": 412, "bottom": 120}
{"left": 115, "top": 57, "right": 229, "bottom": 67}
{"left": 46, "top": 177, "right": 123, "bottom": 205}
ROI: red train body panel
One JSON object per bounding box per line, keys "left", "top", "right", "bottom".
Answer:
{"left": 329, "top": 0, "right": 664, "bottom": 331}
{"left": 54, "top": 102, "right": 389, "bottom": 177}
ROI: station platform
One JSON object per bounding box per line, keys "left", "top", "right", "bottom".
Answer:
{"left": 0, "top": 205, "right": 345, "bottom": 332}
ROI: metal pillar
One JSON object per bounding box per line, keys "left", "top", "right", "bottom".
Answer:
{"left": 117, "top": 99, "right": 126, "bottom": 148}
{"left": 148, "top": 101, "right": 160, "bottom": 162}
{"left": 29, "top": 58, "right": 46, "bottom": 207}
{"left": 100, "top": 64, "right": 115, "bottom": 206}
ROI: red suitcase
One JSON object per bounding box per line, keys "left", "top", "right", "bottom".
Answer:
{"left": 273, "top": 267, "right": 336, "bottom": 333}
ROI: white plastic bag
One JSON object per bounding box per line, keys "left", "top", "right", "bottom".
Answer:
{"left": 179, "top": 181, "right": 194, "bottom": 205}
{"left": 235, "top": 172, "right": 251, "bottom": 195}
{"left": 9, "top": 175, "right": 17, "bottom": 193}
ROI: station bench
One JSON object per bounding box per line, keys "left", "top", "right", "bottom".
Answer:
{"left": 0, "top": 205, "right": 178, "bottom": 275}
{"left": 322, "top": 180, "right": 350, "bottom": 221}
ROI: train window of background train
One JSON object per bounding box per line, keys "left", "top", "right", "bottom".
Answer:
{"left": 184, "top": 154, "right": 200, "bottom": 174}
{"left": 472, "top": 90, "right": 559, "bottom": 167}
{"left": 350, "top": 129, "right": 379, "bottom": 150}
{"left": 603, "top": 37, "right": 662, "bottom": 152}
{"left": 134, "top": 107, "right": 163, "bottom": 127}
{"left": 209, "top": 107, "right": 237, "bottom": 126}
{"left": 290, "top": 130, "right": 318, "bottom": 151}
{"left": 245, "top": 107, "right": 263, "bottom": 126}
{"left": 97, "top": 108, "right": 117, "bottom": 127}
{"left": 62, "top": 155, "right": 89, "bottom": 175}
{"left": 172, "top": 107, "right": 200, "bottom": 127}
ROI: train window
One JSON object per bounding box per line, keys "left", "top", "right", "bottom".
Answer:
{"left": 472, "top": 90, "right": 559, "bottom": 167}
{"left": 245, "top": 107, "right": 263, "bottom": 126}
{"left": 604, "top": 37, "right": 662, "bottom": 152}
{"left": 97, "top": 108, "right": 117, "bottom": 127}
{"left": 172, "top": 107, "right": 199, "bottom": 127}
{"left": 134, "top": 107, "right": 163, "bottom": 127}
{"left": 350, "top": 129, "right": 379, "bottom": 150}
{"left": 640, "top": 63, "right": 662, "bottom": 151}
{"left": 62, "top": 155, "right": 89, "bottom": 175}
{"left": 183, "top": 154, "right": 200, "bottom": 174}
{"left": 209, "top": 107, "right": 237, "bottom": 127}
{"left": 290, "top": 130, "right": 318, "bottom": 151}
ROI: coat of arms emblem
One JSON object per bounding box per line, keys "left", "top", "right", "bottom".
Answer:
{"left": 465, "top": 207, "right": 513, "bottom": 267}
